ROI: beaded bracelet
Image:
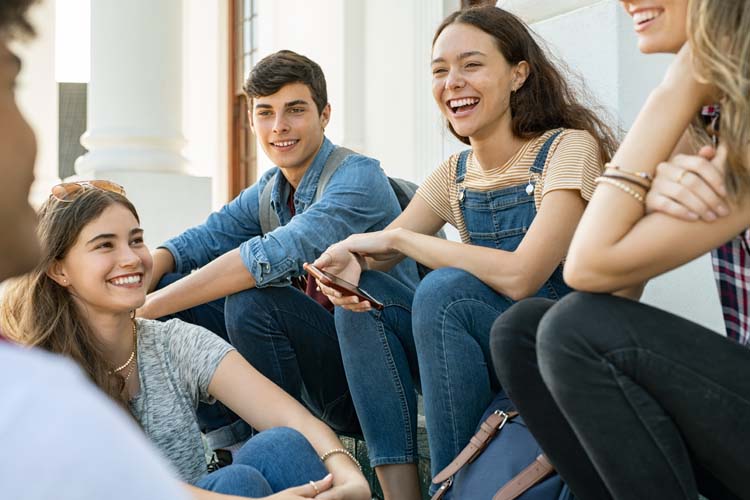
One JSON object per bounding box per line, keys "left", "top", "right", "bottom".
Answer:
{"left": 320, "top": 448, "right": 362, "bottom": 471}
{"left": 604, "top": 163, "right": 654, "bottom": 183}
{"left": 600, "top": 172, "right": 651, "bottom": 190}
{"left": 595, "top": 176, "right": 645, "bottom": 204}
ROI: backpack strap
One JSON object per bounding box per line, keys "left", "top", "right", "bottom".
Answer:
{"left": 313, "top": 146, "right": 356, "bottom": 203}
{"left": 430, "top": 409, "right": 556, "bottom": 500}
{"left": 258, "top": 175, "right": 279, "bottom": 235}
{"left": 493, "top": 455, "right": 555, "bottom": 500}
{"left": 529, "top": 129, "right": 563, "bottom": 175}
{"left": 258, "top": 146, "right": 355, "bottom": 235}
{"left": 432, "top": 410, "right": 519, "bottom": 486}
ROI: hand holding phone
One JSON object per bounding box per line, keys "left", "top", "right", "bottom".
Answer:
{"left": 304, "top": 263, "right": 384, "bottom": 310}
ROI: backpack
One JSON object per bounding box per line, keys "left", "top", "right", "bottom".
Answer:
{"left": 432, "top": 391, "right": 574, "bottom": 500}
{"left": 258, "top": 146, "right": 445, "bottom": 278}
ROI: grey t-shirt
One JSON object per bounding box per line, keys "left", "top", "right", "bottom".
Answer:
{"left": 130, "top": 318, "right": 234, "bottom": 484}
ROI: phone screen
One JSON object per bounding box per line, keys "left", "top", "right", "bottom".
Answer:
{"left": 303, "top": 263, "right": 384, "bottom": 310}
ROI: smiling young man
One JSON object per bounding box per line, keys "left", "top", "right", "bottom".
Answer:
{"left": 141, "top": 50, "right": 419, "bottom": 450}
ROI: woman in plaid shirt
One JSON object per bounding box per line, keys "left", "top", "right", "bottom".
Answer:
{"left": 491, "top": 0, "right": 750, "bottom": 499}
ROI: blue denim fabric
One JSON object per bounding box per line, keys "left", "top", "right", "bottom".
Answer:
{"left": 157, "top": 138, "right": 417, "bottom": 445}
{"left": 335, "top": 271, "right": 419, "bottom": 467}
{"left": 161, "top": 137, "right": 418, "bottom": 290}
{"left": 195, "top": 427, "right": 327, "bottom": 496}
{"left": 157, "top": 273, "right": 361, "bottom": 441}
{"left": 335, "top": 134, "right": 572, "bottom": 492}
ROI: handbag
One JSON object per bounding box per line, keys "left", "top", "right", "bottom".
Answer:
{"left": 431, "top": 391, "right": 574, "bottom": 500}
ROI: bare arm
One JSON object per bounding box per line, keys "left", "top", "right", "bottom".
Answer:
{"left": 140, "top": 249, "right": 255, "bottom": 319}
{"left": 148, "top": 248, "right": 176, "bottom": 292}
{"left": 184, "top": 476, "right": 335, "bottom": 499}
{"left": 385, "top": 190, "right": 585, "bottom": 300}
{"left": 207, "top": 352, "right": 369, "bottom": 500}
{"left": 361, "top": 195, "right": 446, "bottom": 272}
{"left": 320, "top": 190, "right": 586, "bottom": 302}
{"left": 565, "top": 46, "right": 750, "bottom": 291}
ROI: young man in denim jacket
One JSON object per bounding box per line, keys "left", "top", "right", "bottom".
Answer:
{"left": 140, "top": 50, "right": 419, "bottom": 451}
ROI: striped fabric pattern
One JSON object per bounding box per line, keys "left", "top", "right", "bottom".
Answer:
{"left": 415, "top": 128, "right": 603, "bottom": 243}
{"left": 712, "top": 229, "right": 750, "bottom": 346}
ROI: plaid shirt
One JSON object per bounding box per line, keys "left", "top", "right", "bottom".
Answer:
{"left": 712, "top": 229, "right": 750, "bottom": 346}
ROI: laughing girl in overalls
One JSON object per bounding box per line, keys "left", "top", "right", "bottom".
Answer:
{"left": 313, "top": 6, "right": 617, "bottom": 499}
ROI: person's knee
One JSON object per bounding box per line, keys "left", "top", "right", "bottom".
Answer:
{"left": 224, "top": 286, "right": 268, "bottom": 319}
{"left": 255, "top": 426, "right": 308, "bottom": 449}
{"left": 234, "top": 427, "right": 313, "bottom": 464}
{"left": 536, "top": 292, "right": 614, "bottom": 385}
{"left": 412, "top": 267, "right": 473, "bottom": 321}
{"left": 202, "top": 464, "right": 271, "bottom": 497}
{"left": 490, "top": 298, "right": 555, "bottom": 384}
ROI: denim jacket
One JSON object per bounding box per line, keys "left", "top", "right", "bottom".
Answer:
{"left": 162, "top": 137, "right": 419, "bottom": 290}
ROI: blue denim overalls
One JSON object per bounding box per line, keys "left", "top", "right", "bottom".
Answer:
{"left": 455, "top": 130, "right": 572, "bottom": 299}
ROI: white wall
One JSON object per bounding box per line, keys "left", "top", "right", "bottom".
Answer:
{"left": 499, "top": 0, "right": 725, "bottom": 333}
{"left": 252, "top": 0, "right": 456, "bottom": 185}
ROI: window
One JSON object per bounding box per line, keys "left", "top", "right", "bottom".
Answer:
{"left": 228, "top": 0, "right": 259, "bottom": 199}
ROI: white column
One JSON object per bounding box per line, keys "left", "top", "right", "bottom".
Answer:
{"left": 18, "top": 0, "right": 59, "bottom": 206}
{"left": 75, "top": 0, "right": 211, "bottom": 247}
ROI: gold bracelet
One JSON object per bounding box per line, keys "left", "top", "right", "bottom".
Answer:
{"left": 604, "top": 163, "right": 654, "bottom": 183}
{"left": 600, "top": 173, "right": 651, "bottom": 190}
{"left": 320, "top": 448, "right": 362, "bottom": 471}
{"left": 595, "top": 176, "right": 646, "bottom": 204}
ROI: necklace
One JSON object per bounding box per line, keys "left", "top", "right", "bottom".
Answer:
{"left": 110, "top": 319, "right": 137, "bottom": 374}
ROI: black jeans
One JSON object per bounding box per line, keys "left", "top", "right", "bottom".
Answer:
{"left": 490, "top": 292, "right": 750, "bottom": 500}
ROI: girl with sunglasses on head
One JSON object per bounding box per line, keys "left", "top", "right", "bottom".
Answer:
{"left": 491, "top": 1, "right": 750, "bottom": 498}
{"left": 311, "top": 6, "right": 617, "bottom": 499}
{"left": 0, "top": 182, "right": 369, "bottom": 500}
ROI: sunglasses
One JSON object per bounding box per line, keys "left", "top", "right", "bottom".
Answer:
{"left": 50, "top": 180, "right": 126, "bottom": 202}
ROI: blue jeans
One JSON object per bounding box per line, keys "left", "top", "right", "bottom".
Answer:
{"left": 336, "top": 268, "right": 512, "bottom": 485}
{"left": 158, "top": 274, "right": 360, "bottom": 448}
{"left": 195, "top": 427, "right": 328, "bottom": 496}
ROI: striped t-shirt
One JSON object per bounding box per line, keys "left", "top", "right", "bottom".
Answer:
{"left": 415, "top": 128, "right": 603, "bottom": 243}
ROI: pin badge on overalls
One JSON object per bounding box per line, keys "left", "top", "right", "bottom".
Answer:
{"left": 525, "top": 178, "right": 535, "bottom": 195}
{"left": 458, "top": 187, "right": 466, "bottom": 202}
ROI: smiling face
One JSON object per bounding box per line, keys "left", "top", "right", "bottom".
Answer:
{"left": 0, "top": 41, "right": 40, "bottom": 281}
{"left": 52, "top": 203, "right": 153, "bottom": 318}
{"left": 620, "top": 0, "right": 689, "bottom": 53}
{"left": 250, "top": 82, "right": 330, "bottom": 174}
{"left": 431, "top": 23, "right": 526, "bottom": 142}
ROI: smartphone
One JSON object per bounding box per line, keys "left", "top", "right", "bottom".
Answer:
{"left": 303, "top": 263, "right": 384, "bottom": 310}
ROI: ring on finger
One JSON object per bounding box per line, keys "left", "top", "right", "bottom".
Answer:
{"left": 309, "top": 480, "right": 320, "bottom": 496}
{"left": 676, "top": 169, "right": 689, "bottom": 184}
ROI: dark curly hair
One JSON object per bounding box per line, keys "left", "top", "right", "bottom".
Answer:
{"left": 0, "top": 0, "right": 36, "bottom": 39}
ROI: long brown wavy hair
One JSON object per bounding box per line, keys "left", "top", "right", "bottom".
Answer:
{"left": 689, "top": 0, "right": 750, "bottom": 200}
{"left": 0, "top": 188, "right": 139, "bottom": 412}
{"left": 434, "top": 6, "right": 618, "bottom": 163}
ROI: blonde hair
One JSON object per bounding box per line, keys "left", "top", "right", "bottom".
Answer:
{"left": 689, "top": 0, "right": 750, "bottom": 199}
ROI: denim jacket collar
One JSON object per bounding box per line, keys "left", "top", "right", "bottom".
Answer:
{"left": 270, "top": 137, "right": 334, "bottom": 215}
